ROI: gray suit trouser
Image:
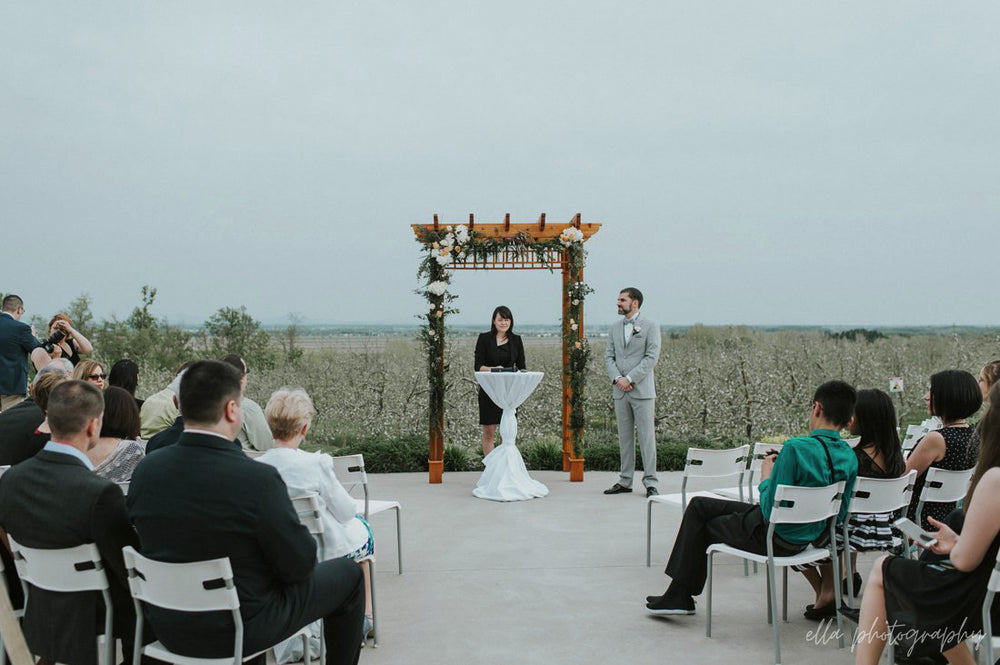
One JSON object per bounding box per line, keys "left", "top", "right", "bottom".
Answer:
{"left": 615, "top": 394, "right": 658, "bottom": 489}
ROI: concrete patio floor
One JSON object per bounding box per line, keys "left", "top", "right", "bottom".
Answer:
{"left": 356, "top": 469, "right": 864, "bottom": 665}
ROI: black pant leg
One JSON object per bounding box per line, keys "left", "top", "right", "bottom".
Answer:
{"left": 243, "top": 558, "right": 364, "bottom": 665}
{"left": 664, "top": 496, "right": 766, "bottom": 595}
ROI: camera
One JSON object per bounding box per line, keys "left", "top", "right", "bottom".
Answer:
{"left": 41, "top": 328, "right": 67, "bottom": 353}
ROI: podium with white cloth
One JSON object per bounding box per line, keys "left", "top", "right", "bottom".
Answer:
{"left": 472, "top": 371, "right": 548, "bottom": 501}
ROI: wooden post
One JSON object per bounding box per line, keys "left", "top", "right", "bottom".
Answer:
{"left": 429, "top": 339, "right": 445, "bottom": 483}
{"left": 561, "top": 259, "right": 572, "bottom": 472}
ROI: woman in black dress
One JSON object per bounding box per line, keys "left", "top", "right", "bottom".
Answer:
{"left": 474, "top": 306, "right": 526, "bottom": 456}
{"left": 855, "top": 381, "right": 1000, "bottom": 664}
{"left": 905, "top": 370, "right": 982, "bottom": 529}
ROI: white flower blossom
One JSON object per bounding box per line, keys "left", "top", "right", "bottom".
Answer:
{"left": 559, "top": 227, "right": 584, "bottom": 246}
{"left": 455, "top": 226, "right": 470, "bottom": 243}
{"left": 426, "top": 281, "right": 449, "bottom": 296}
{"left": 441, "top": 236, "right": 453, "bottom": 248}
{"left": 434, "top": 252, "right": 453, "bottom": 266}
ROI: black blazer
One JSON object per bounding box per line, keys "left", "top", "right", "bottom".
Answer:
{"left": 0, "top": 449, "right": 138, "bottom": 665}
{"left": 0, "top": 313, "right": 40, "bottom": 396}
{"left": 474, "top": 332, "right": 526, "bottom": 372}
{"left": 126, "top": 431, "right": 316, "bottom": 657}
{"left": 145, "top": 415, "right": 184, "bottom": 454}
{"left": 0, "top": 397, "right": 45, "bottom": 465}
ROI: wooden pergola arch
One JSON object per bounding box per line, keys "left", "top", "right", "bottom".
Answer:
{"left": 412, "top": 213, "right": 601, "bottom": 483}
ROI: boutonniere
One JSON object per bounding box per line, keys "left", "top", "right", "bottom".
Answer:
{"left": 631, "top": 322, "right": 642, "bottom": 335}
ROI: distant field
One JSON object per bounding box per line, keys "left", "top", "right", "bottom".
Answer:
{"left": 166, "top": 327, "right": 997, "bottom": 454}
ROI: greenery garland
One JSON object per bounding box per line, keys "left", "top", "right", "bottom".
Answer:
{"left": 415, "top": 223, "right": 592, "bottom": 458}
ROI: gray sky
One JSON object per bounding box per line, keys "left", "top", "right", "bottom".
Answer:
{"left": 2, "top": 2, "right": 998, "bottom": 328}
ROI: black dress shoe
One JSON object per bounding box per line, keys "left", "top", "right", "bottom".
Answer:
{"left": 646, "top": 487, "right": 659, "bottom": 498}
{"left": 842, "top": 572, "right": 863, "bottom": 597}
{"left": 646, "top": 593, "right": 696, "bottom": 616}
{"left": 604, "top": 484, "right": 632, "bottom": 495}
{"left": 803, "top": 602, "right": 837, "bottom": 621}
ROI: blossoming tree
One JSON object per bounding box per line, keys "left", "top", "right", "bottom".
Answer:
{"left": 413, "top": 214, "right": 601, "bottom": 483}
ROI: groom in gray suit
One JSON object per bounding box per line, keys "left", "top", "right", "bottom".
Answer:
{"left": 603, "top": 287, "right": 661, "bottom": 497}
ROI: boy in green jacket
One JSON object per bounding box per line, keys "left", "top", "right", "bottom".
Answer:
{"left": 646, "top": 380, "right": 858, "bottom": 615}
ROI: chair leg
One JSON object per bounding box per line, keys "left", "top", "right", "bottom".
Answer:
{"left": 301, "top": 630, "right": 311, "bottom": 665}
{"left": 782, "top": 566, "right": 788, "bottom": 622}
{"left": 319, "top": 618, "right": 326, "bottom": 665}
{"left": 394, "top": 507, "right": 402, "bottom": 575}
{"left": 765, "top": 565, "right": 773, "bottom": 625}
{"left": 768, "top": 560, "right": 782, "bottom": 665}
{"left": 705, "top": 551, "right": 714, "bottom": 637}
{"left": 646, "top": 501, "right": 653, "bottom": 567}
{"left": 829, "top": 544, "right": 845, "bottom": 649}
{"left": 369, "top": 558, "right": 379, "bottom": 648}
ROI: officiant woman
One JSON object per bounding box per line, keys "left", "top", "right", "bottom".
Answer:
{"left": 475, "top": 305, "right": 526, "bottom": 456}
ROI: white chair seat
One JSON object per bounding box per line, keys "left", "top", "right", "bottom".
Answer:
{"left": 648, "top": 490, "right": 727, "bottom": 508}
{"left": 709, "top": 486, "right": 758, "bottom": 503}
{"left": 355, "top": 499, "right": 400, "bottom": 515}
{"left": 707, "top": 543, "right": 830, "bottom": 567}
{"left": 143, "top": 642, "right": 268, "bottom": 665}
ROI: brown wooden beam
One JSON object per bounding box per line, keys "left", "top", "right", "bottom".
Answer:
{"left": 413, "top": 222, "right": 600, "bottom": 243}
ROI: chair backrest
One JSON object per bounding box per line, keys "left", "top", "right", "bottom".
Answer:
{"left": 8, "top": 538, "right": 109, "bottom": 593}
{"left": 768, "top": 482, "right": 845, "bottom": 525}
{"left": 920, "top": 467, "right": 973, "bottom": 504}
{"left": 844, "top": 436, "right": 861, "bottom": 448}
{"left": 332, "top": 454, "right": 368, "bottom": 486}
{"left": 848, "top": 471, "right": 917, "bottom": 515}
{"left": 122, "top": 546, "right": 239, "bottom": 612}
{"left": 291, "top": 493, "right": 324, "bottom": 536}
{"left": 243, "top": 449, "right": 266, "bottom": 460}
{"left": 684, "top": 445, "right": 750, "bottom": 478}
{"left": 748, "top": 443, "right": 782, "bottom": 475}
{"left": 901, "top": 425, "right": 928, "bottom": 452}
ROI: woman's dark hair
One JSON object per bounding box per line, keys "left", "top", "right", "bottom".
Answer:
{"left": 929, "top": 370, "right": 983, "bottom": 422}
{"left": 108, "top": 359, "right": 140, "bottom": 396}
{"left": 100, "top": 386, "right": 141, "bottom": 440}
{"left": 853, "top": 389, "right": 905, "bottom": 477}
{"left": 965, "top": 382, "right": 1000, "bottom": 507}
{"left": 489, "top": 306, "right": 514, "bottom": 336}
{"left": 812, "top": 380, "right": 856, "bottom": 429}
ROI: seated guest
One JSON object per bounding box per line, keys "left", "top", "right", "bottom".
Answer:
{"left": 855, "top": 381, "right": 1000, "bottom": 665}
{"left": 73, "top": 359, "right": 106, "bottom": 390}
{"left": 88, "top": 386, "right": 145, "bottom": 482}
{"left": 257, "top": 388, "right": 376, "bottom": 659}
{"left": 0, "top": 380, "right": 141, "bottom": 665}
{"left": 139, "top": 361, "right": 192, "bottom": 439}
{"left": 30, "top": 313, "right": 94, "bottom": 369}
{"left": 906, "top": 370, "right": 981, "bottom": 529}
{"left": 220, "top": 354, "right": 272, "bottom": 452}
{"left": 645, "top": 380, "right": 859, "bottom": 615}
{"left": 0, "top": 358, "right": 73, "bottom": 466}
{"left": 109, "top": 358, "right": 144, "bottom": 410}
{"left": 22, "top": 371, "right": 71, "bottom": 454}
{"left": 127, "top": 360, "right": 364, "bottom": 665}
{"left": 798, "top": 388, "right": 906, "bottom": 620}
{"left": 145, "top": 369, "right": 186, "bottom": 454}
{"left": 978, "top": 360, "right": 1000, "bottom": 404}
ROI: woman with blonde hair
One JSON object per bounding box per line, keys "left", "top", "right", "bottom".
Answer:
{"left": 72, "top": 359, "right": 105, "bottom": 390}
{"left": 256, "top": 388, "right": 375, "bottom": 659}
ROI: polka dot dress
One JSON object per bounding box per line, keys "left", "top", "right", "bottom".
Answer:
{"left": 907, "top": 426, "right": 975, "bottom": 529}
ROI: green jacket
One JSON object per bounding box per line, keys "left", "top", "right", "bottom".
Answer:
{"left": 758, "top": 429, "right": 858, "bottom": 545}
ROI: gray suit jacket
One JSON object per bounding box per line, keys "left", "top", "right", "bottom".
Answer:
{"left": 604, "top": 315, "right": 661, "bottom": 400}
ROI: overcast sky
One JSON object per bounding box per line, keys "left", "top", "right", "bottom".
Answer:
{"left": 2, "top": 2, "right": 998, "bottom": 329}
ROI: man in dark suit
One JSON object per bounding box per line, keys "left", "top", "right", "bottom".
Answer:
{"left": 127, "top": 360, "right": 363, "bottom": 665}
{"left": 0, "top": 380, "right": 140, "bottom": 665}
{"left": 0, "top": 358, "right": 74, "bottom": 466}
{"left": 0, "top": 294, "right": 41, "bottom": 411}
{"left": 145, "top": 369, "right": 186, "bottom": 454}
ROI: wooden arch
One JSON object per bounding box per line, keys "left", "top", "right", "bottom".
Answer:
{"left": 412, "top": 213, "right": 601, "bottom": 483}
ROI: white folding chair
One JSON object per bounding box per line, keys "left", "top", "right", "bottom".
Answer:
{"left": 646, "top": 445, "right": 750, "bottom": 567}
{"left": 0, "top": 553, "right": 25, "bottom": 665}
{"left": 844, "top": 436, "right": 862, "bottom": 448}
{"left": 907, "top": 467, "right": 973, "bottom": 557}
{"left": 122, "top": 546, "right": 310, "bottom": 665}
{"left": 901, "top": 425, "right": 929, "bottom": 458}
{"left": 973, "top": 548, "right": 1000, "bottom": 665}
{"left": 289, "top": 493, "right": 331, "bottom": 659}
{"left": 705, "top": 482, "right": 847, "bottom": 665}
{"left": 841, "top": 471, "right": 917, "bottom": 608}
{"left": 332, "top": 454, "right": 402, "bottom": 574}
{"left": 8, "top": 537, "right": 114, "bottom": 665}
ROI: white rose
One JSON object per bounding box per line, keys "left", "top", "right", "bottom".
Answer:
{"left": 427, "top": 281, "right": 449, "bottom": 296}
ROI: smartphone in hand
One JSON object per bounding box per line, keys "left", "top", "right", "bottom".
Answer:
{"left": 893, "top": 517, "right": 938, "bottom": 548}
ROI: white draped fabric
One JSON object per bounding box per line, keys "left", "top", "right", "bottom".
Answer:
{"left": 473, "top": 371, "right": 548, "bottom": 501}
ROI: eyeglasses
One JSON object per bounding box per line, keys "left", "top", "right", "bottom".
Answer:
{"left": 89, "top": 373, "right": 106, "bottom": 380}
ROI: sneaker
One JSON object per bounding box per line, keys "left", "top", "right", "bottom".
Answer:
{"left": 646, "top": 487, "right": 659, "bottom": 498}
{"left": 646, "top": 593, "right": 696, "bottom": 616}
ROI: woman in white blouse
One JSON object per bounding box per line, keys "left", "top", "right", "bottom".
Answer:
{"left": 257, "top": 388, "right": 374, "bottom": 654}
